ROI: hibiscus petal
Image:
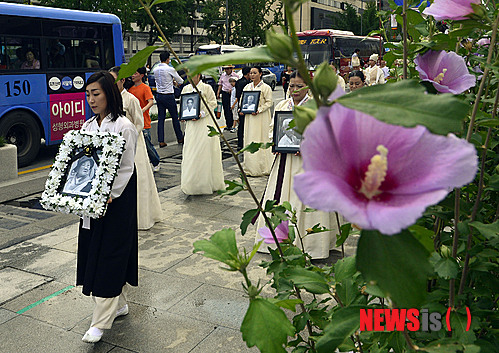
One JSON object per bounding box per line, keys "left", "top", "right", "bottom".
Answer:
{"left": 388, "top": 132, "right": 477, "bottom": 194}
{"left": 294, "top": 171, "right": 371, "bottom": 229}
{"left": 423, "top": 0, "right": 480, "bottom": 21}
{"left": 366, "top": 190, "right": 449, "bottom": 235}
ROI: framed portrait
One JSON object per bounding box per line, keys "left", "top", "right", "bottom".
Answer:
{"left": 240, "top": 91, "right": 260, "bottom": 114}
{"left": 272, "top": 111, "right": 303, "bottom": 154}
{"left": 179, "top": 92, "right": 200, "bottom": 120}
{"left": 41, "top": 130, "right": 126, "bottom": 218}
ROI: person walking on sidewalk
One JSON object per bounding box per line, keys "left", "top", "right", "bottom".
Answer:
{"left": 234, "top": 66, "right": 251, "bottom": 150}
{"left": 180, "top": 74, "right": 225, "bottom": 195}
{"left": 242, "top": 66, "right": 273, "bottom": 176}
{"left": 79, "top": 71, "right": 138, "bottom": 343}
{"left": 109, "top": 67, "right": 162, "bottom": 230}
{"left": 128, "top": 67, "right": 161, "bottom": 172}
{"left": 217, "top": 65, "right": 239, "bottom": 132}
{"left": 255, "top": 71, "right": 342, "bottom": 259}
{"left": 153, "top": 51, "right": 185, "bottom": 145}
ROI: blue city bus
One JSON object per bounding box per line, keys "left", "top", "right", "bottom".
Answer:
{"left": 0, "top": 2, "right": 125, "bottom": 166}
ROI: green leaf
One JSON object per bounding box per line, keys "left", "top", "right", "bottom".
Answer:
{"left": 409, "top": 225, "right": 435, "bottom": 253}
{"left": 334, "top": 256, "right": 357, "bottom": 282}
{"left": 241, "top": 209, "right": 259, "bottom": 235}
{"left": 241, "top": 298, "right": 295, "bottom": 353}
{"left": 118, "top": 45, "right": 162, "bottom": 80}
{"left": 469, "top": 220, "right": 499, "bottom": 239}
{"left": 193, "top": 228, "right": 239, "bottom": 270}
{"left": 273, "top": 298, "right": 303, "bottom": 312}
{"left": 238, "top": 142, "right": 273, "bottom": 154}
{"left": 284, "top": 267, "right": 330, "bottom": 294}
{"left": 434, "top": 257, "right": 459, "bottom": 279}
{"left": 218, "top": 180, "right": 244, "bottom": 197}
{"left": 315, "top": 305, "right": 362, "bottom": 353}
{"left": 335, "top": 80, "right": 470, "bottom": 135}
{"left": 356, "top": 230, "right": 432, "bottom": 308}
{"left": 149, "top": 0, "right": 175, "bottom": 6}
{"left": 336, "top": 223, "right": 352, "bottom": 247}
{"left": 207, "top": 125, "right": 220, "bottom": 136}
{"left": 179, "top": 46, "right": 274, "bottom": 76}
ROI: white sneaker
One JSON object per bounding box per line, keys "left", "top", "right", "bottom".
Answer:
{"left": 82, "top": 327, "right": 103, "bottom": 343}
{"left": 115, "top": 304, "right": 129, "bottom": 318}
{"left": 153, "top": 165, "right": 160, "bottom": 172}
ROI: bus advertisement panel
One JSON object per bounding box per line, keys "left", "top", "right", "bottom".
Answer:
{"left": 0, "top": 2, "right": 124, "bottom": 166}
{"left": 296, "top": 30, "right": 384, "bottom": 77}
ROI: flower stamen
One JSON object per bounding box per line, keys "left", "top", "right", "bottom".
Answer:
{"left": 359, "top": 145, "right": 388, "bottom": 199}
{"left": 433, "top": 68, "right": 447, "bottom": 84}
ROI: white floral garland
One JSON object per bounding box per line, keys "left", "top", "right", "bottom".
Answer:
{"left": 41, "top": 130, "right": 125, "bottom": 218}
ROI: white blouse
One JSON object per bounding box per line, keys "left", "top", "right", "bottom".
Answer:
{"left": 82, "top": 114, "right": 138, "bottom": 199}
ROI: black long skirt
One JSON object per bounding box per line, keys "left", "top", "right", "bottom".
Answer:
{"left": 76, "top": 170, "right": 138, "bottom": 298}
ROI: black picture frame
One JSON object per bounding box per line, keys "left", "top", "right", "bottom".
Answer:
{"left": 240, "top": 91, "right": 260, "bottom": 114}
{"left": 179, "top": 92, "right": 200, "bottom": 120}
{"left": 272, "top": 111, "right": 303, "bottom": 154}
{"left": 60, "top": 147, "right": 102, "bottom": 197}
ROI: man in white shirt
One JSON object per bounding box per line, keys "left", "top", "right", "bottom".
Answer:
{"left": 364, "top": 54, "right": 385, "bottom": 86}
{"left": 153, "top": 51, "right": 185, "bottom": 144}
{"left": 380, "top": 60, "right": 390, "bottom": 80}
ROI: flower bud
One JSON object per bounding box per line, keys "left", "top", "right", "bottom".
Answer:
{"left": 266, "top": 31, "right": 294, "bottom": 64}
{"left": 470, "top": 4, "right": 488, "bottom": 20}
{"left": 312, "top": 62, "right": 338, "bottom": 104}
{"left": 293, "top": 105, "right": 317, "bottom": 135}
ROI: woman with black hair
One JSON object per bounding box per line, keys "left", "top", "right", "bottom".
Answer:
{"left": 255, "top": 71, "right": 342, "bottom": 259}
{"left": 242, "top": 66, "right": 274, "bottom": 176}
{"left": 79, "top": 71, "right": 138, "bottom": 343}
{"left": 348, "top": 70, "right": 366, "bottom": 92}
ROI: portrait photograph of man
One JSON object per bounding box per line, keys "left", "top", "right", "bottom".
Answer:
{"left": 240, "top": 91, "right": 260, "bottom": 114}
{"left": 273, "top": 112, "right": 303, "bottom": 153}
{"left": 180, "top": 92, "right": 200, "bottom": 120}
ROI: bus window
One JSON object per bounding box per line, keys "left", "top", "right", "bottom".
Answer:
{"left": 299, "top": 37, "right": 331, "bottom": 67}
{"left": 1, "top": 37, "right": 41, "bottom": 70}
{"left": 0, "top": 2, "right": 124, "bottom": 166}
{"left": 0, "top": 15, "right": 41, "bottom": 36}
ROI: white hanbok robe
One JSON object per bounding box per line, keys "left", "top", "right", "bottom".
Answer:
{"left": 242, "top": 80, "right": 273, "bottom": 176}
{"left": 180, "top": 81, "right": 225, "bottom": 195}
{"left": 256, "top": 97, "right": 342, "bottom": 259}
{"left": 364, "top": 65, "right": 385, "bottom": 86}
{"left": 121, "top": 89, "right": 162, "bottom": 230}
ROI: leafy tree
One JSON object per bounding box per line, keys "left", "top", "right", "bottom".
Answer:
{"left": 331, "top": 1, "right": 380, "bottom": 36}
{"left": 360, "top": 1, "right": 380, "bottom": 36}
{"left": 201, "top": 0, "right": 283, "bottom": 47}
{"left": 332, "top": 3, "right": 361, "bottom": 34}
{"left": 39, "top": 0, "right": 139, "bottom": 33}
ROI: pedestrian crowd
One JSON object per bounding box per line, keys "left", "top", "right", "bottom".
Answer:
{"left": 74, "top": 49, "right": 388, "bottom": 343}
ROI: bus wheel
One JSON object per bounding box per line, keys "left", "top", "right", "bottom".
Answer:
{"left": 0, "top": 111, "right": 41, "bottom": 167}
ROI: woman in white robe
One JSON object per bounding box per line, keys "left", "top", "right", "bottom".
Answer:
{"left": 109, "top": 68, "right": 162, "bottom": 230}
{"left": 180, "top": 74, "right": 225, "bottom": 195}
{"left": 256, "top": 71, "right": 342, "bottom": 259}
{"left": 242, "top": 66, "right": 274, "bottom": 176}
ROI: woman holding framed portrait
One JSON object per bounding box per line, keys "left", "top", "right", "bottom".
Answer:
{"left": 242, "top": 66, "right": 274, "bottom": 176}
{"left": 256, "top": 71, "right": 343, "bottom": 259}
{"left": 180, "top": 73, "right": 225, "bottom": 195}
{"left": 109, "top": 66, "right": 162, "bottom": 231}
{"left": 79, "top": 71, "right": 139, "bottom": 343}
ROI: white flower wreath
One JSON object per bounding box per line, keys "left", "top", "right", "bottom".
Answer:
{"left": 41, "top": 130, "right": 125, "bottom": 218}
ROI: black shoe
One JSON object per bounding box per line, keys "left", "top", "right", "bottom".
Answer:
{"left": 177, "top": 139, "right": 184, "bottom": 144}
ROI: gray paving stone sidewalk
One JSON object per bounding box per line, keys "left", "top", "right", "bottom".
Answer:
{"left": 0, "top": 140, "right": 358, "bottom": 353}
